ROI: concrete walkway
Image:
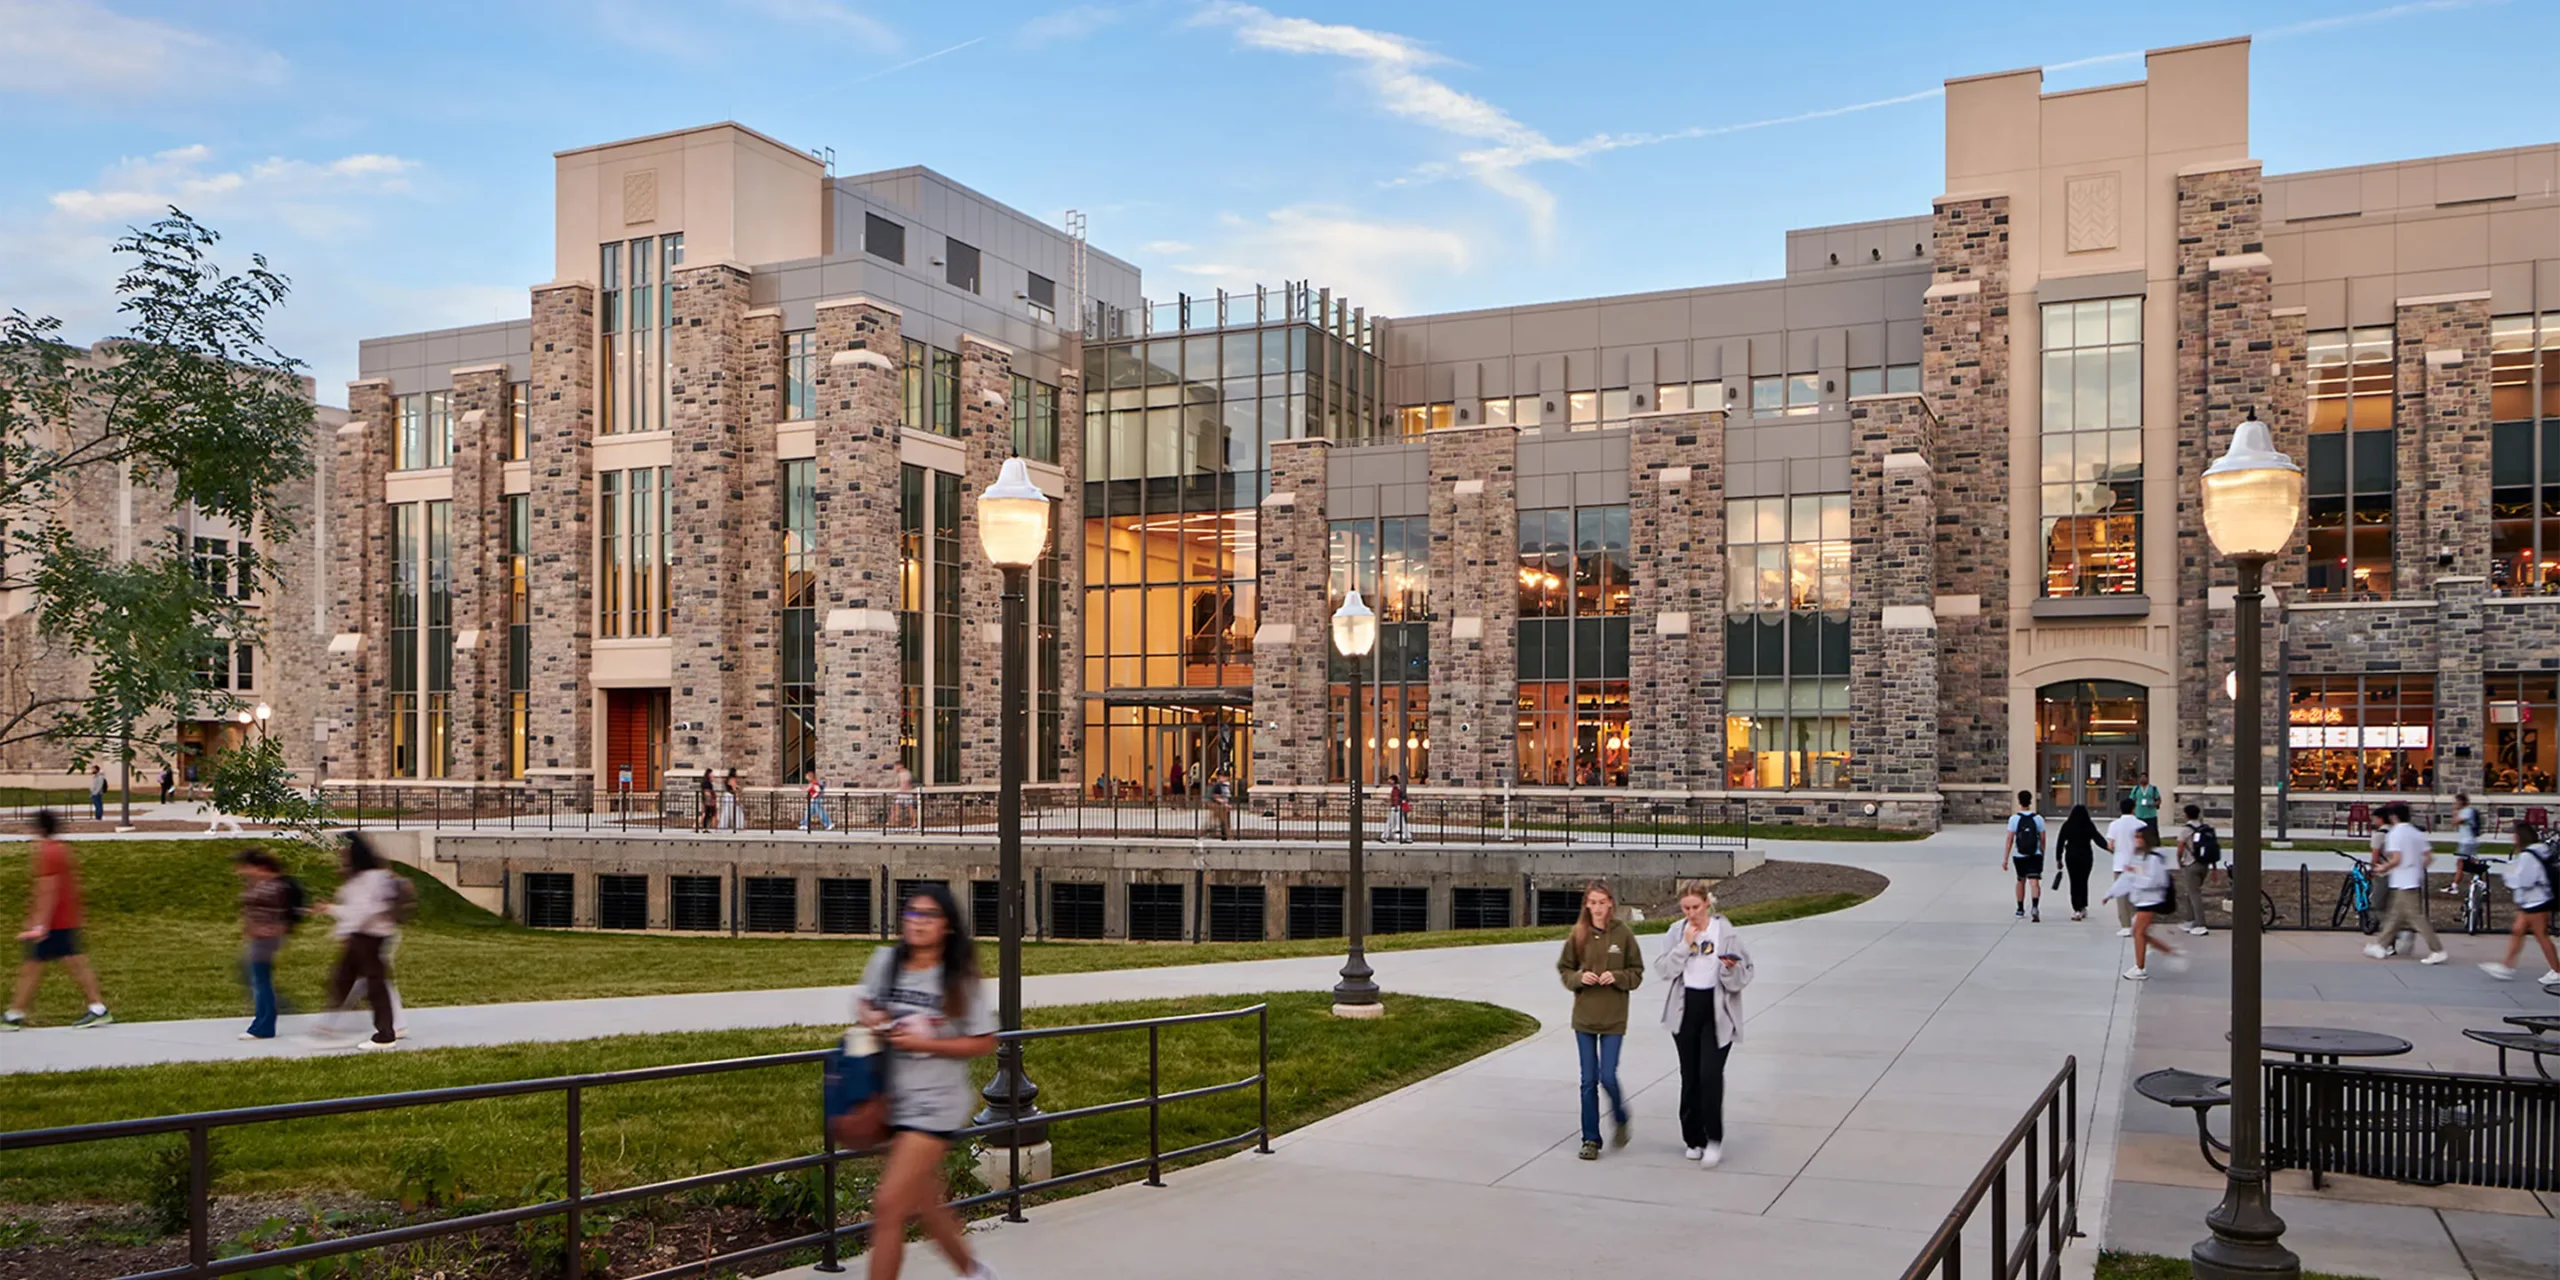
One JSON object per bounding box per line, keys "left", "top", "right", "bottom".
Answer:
{"left": 6, "top": 829, "right": 2150, "bottom": 1280}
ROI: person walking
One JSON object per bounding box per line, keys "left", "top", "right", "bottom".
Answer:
{"left": 2123, "top": 825, "right": 2186, "bottom": 981}
{"left": 158, "top": 763, "right": 174, "bottom": 805}
{"left": 2001, "top": 790, "right": 2045, "bottom": 922}
{"left": 2447, "top": 792, "right": 2485, "bottom": 899}
{"left": 2103, "top": 796, "right": 2147, "bottom": 937}
{"left": 2129, "top": 773, "right": 2162, "bottom": 828}
{"left": 1385, "top": 774, "right": 1413, "bottom": 844}
{"left": 1555, "top": 880, "right": 1641, "bottom": 1160}
{"left": 2480, "top": 820, "right": 2560, "bottom": 983}
{"left": 801, "top": 774, "right": 835, "bottom": 832}
{"left": 696, "top": 768, "right": 716, "bottom": 833}
{"left": 87, "top": 765, "right": 105, "bottom": 822}
{"left": 3, "top": 811, "right": 111, "bottom": 1030}
{"left": 2053, "top": 803, "right": 2101, "bottom": 921}
{"left": 853, "top": 883, "right": 999, "bottom": 1280}
{"left": 1205, "top": 770, "right": 1234, "bottom": 840}
{"left": 2365, "top": 802, "right": 2448, "bottom": 964}
{"left": 310, "top": 834, "right": 402, "bottom": 1048}
{"left": 1653, "top": 880, "right": 1755, "bottom": 1168}
{"left": 892, "top": 763, "right": 919, "bottom": 831}
{"left": 721, "top": 768, "right": 746, "bottom": 832}
{"left": 233, "top": 848, "right": 293, "bottom": 1040}
{"left": 2171, "top": 804, "right": 2214, "bottom": 937}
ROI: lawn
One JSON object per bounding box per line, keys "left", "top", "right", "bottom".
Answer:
{"left": 2097, "top": 1253, "right": 2372, "bottom": 1280}
{"left": 0, "top": 991, "right": 1533, "bottom": 1268}
{"left": 0, "top": 840, "right": 1871, "bottom": 1026}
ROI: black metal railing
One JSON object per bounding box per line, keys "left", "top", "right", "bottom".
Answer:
{"left": 1898, "top": 1056, "right": 2079, "bottom": 1280}
{"left": 2265, "top": 1060, "right": 2560, "bottom": 1192}
{"left": 310, "top": 782, "right": 1752, "bottom": 849}
{"left": 0, "top": 1003, "right": 1272, "bottom": 1280}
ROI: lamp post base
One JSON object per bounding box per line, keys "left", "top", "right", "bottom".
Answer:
{"left": 973, "top": 1140, "right": 1053, "bottom": 1191}
{"left": 2192, "top": 1170, "right": 2300, "bottom": 1280}
{"left": 1330, "top": 1000, "right": 1385, "bottom": 1019}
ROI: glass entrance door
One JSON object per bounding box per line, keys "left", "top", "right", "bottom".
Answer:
{"left": 2041, "top": 744, "right": 2143, "bottom": 816}
{"left": 2035, "top": 680, "right": 2147, "bottom": 817}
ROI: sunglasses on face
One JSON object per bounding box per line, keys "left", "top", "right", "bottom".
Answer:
{"left": 902, "top": 908, "right": 945, "bottom": 921}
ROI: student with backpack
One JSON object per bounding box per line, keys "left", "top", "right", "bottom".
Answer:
{"left": 309, "top": 833, "right": 409, "bottom": 1049}
{"left": 2481, "top": 820, "right": 2560, "bottom": 984}
{"left": 2123, "top": 825, "right": 2187, "bottom": 981}
{"left": 2001, "top": 791, "right": 2045, "bottom": 922}
{"left": 2173, "top": 805, "right": 2216, "bottom": 937}
{"left": 232, "top": 848, "right": 297, "bottom": 1040}
{"left": 2447, "top": 793, "right": 2486, "bottom": 899}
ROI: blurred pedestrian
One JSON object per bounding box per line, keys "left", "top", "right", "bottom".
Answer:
{"left": 892, "top": 763, "right": 919, "bottom": 830}
{"left": 2053, "top": 803, "right": 2100, "bottom": 921}
{"left": 801, "top": 774, "right": 835, "bottom": 832}
{"left": 696, "top": 768, "right": 716, "bottom": 833}
{"left": 721, "top": 768, "right": 746, "bottom": 832}
{"left": 2481, "top": 820, "right": 2559, "bottom": 983}
{"left": 2366, "top": 802, "right": 2446, "bottom": 964}
{"left": 2173, "top": 804, "right": 2214, "bottom": 936}
{"left": 2123, "top": 824, "right": 2186, "bottom": 981}
{"left": 157, "top": 763, "right": 174, "bottom": 805}
{"left": 87, "top": 765, "right": 105, "bottom": 821}
{"left": 1558, "top": 879, "right": 1640, "bottom": 1160}
{"left": 233, "top": 848, "right": 294, "bottom": 1040}
{"left": 1654, "top": 880, "right": 1753, "bottom": 1167}
{"left": 854, "top": 883, "right": 999, "bottom": 1280}
{"left": 1206, "top": 770, "right": 1234, "bottom": 839}
{"left": 310, "top": 834, "right": 403, "bottom": 1048}
{"left": 3, "top": 810, "right": 112, "bottom": 1030}
{"left": 2103, "top": 796, "right": 2145, "bottom": 936}
{"left": 1385, "top": 774, "right": 1413, "bottom": 844}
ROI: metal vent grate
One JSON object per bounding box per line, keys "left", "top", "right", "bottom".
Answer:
{"left": 597, "top": 874, "right": 648, "bottom": 931}
{"left": 1129, "top": 883, "right": 1185, "bottom": 941}
{"left": 525, "top": 873, "right": 574, "bottom": 929}
{"left": 669, "top": 875, "right": 722, "bottom": 932}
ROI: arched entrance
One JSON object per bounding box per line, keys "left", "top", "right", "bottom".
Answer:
{"left": 2036, "top": 680, "right": 2147, "bottom": 815}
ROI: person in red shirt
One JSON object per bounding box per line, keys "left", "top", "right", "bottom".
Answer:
{"left": 5, "top": 810, "right": 112, "bottom": 1029}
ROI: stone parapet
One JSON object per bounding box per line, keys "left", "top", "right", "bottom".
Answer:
{"left": 1626, "top": 411, "right": 1724, "bottom": 789}
{"left": 1252, "top": 437, "right": 1331, "bottom": 788}
{"left": 526, "top": 283, "right": 597, "bottom": 778}
{"left": 808, "top": 300, "right": 905, "bottom": 789}
{"left": 1424, "top": 427, "right": 1520, "bottom": 788}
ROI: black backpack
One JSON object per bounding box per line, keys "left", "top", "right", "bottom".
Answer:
{"left": 279, "top": 875, "right": 310, "bottom": 932}
{"left": 2015, "top": 812, "right": 2043, "bottom": 856}
{"left": 2191, "top": 822, "right": 2222, "bottom": 867}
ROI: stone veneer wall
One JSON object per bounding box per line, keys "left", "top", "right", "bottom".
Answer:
{"left": 2397, "top": 297, "right": 2495, "bottom": 580}
{"left": 1625, "top": 411, "right": 1724, "bottom": 790}
{"left": 808, "top": 298, "right": 906, "bottom": 789}
{"left": 734, "top": 308, "right": 784, "bottom": 779}
{"left": 666, "top": 263, "right": 761, "bottom": 782}
{"left": 1848, "top": 395, "right": 1942, "bottom": 829}
{"left": 958, "top": 336, "right": 1016, "bottom": 784}
{"left": 1924, "top": 195, "right": 2011, "bottom": 820}
{"left": 1424, "top": 426, "right": 1520, "bottom": 789}
{"left": 1050, "top": 367, "right": 1087, "bottom": 786}
{"left": 328, "top": 380, "right": 395, "bottom": 780}
{"left": 1251, "top": 436, "right": 1330, "bottom": 787}
{"left": 447, "top": 367, "right": 509, "bottom": 780}
{"left": 525, "top": 284, "right": 596, "bottom": 779}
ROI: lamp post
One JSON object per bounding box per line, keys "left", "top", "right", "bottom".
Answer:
{"left": 972, "top": 457, "right": 1052, "bottom": 1163}
{"left": 1330, "top": 589, "right": 1381, "bottom": 1017}
{"left": 2193, "top": 414, "right": 2304, "bottom": 1280}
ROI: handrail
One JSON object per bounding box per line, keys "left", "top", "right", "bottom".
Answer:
{"left": 1897, "top": 1055, "right": 2080, "bottom": 1280}
{"left": 0, "top": 1002, "right": 1274, "bottom": 1280}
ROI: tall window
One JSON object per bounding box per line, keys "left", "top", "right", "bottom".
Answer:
{"left": 507, "top": 381, "right": 530, "bottom": 461}
{"left": 394, "top": 391, "right": 452, "bottom": 470}
{"left": 390, "top": 504, "right": 418, "bottom": 777}
{"left": 2038, "top": 298, "right": 2141, "bottom": 596}
{"left": 1725, "top": 495, "right": 1851, "bottom": 788}
{"left": 425, "top": 501, "right": 453, "bottom": 778}
{"left": 899, "top": 465, "right": 925, "bottom": 778}
{"left": 2306, "top": 327, "right": 2395, "bottom": 600}
{"left": 945, "top": 238, "right": 981, "bottom": 294}
{"left": 2487, "top": 673, "right": 2557, "bottom": 794}
{"left": 1036, "top": 521, "right": 1062, "bottom": 782}
{"left": 1330, "top": 515, "right": 1431, "bottom": 784}
{"left": 902, "top": 339, "right": 958, "bottom": 435}
{"left": 507, "top": 494, "right": 529, "bottom": 779}
{"left": 1026, "top": 272, "right": 1057, "bottom": 324}
{"left": 192, "top": 537, "right": 254, "bottom": 598}
{"left": 2490, "top": 314, "right": 2560, "bottom": 596}
{"left": 931, "top": 469, "right": 962, "bottom": 784}
{"left": 1516, "top": 505, "right": 1629, "bottom": 787}
{"left": 780, "top": 460, "right": 817, "bottom": 782}
{"left": 1010, "top": 373, "right": 1060, "bottom": 463}
{"left": 387, "top": 501, "right": 453, "bottom": 778}
{"left": 931, "top": 347, "right": 959, "bottom": 437}
{"left": 600, "top": 234, "right": 682, "bottom": 435}
{"left": 597, "top": 467, "right": 671, "bottom": 637}
{"left": 785, "top": 330, "right": 816, "bottom": 421}
{"left": 2287, "top": 674, "right": 2434, "bottom": 793}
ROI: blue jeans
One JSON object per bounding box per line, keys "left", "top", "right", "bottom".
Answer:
{"left": 803, "top": 798, "right": 833, "bottom": 830}
{"left": 1575, "top": 1031, "right": 1626, "bottom": 1144}
{"left": 245, "top": 951, "right": 279, "bottom": 1038}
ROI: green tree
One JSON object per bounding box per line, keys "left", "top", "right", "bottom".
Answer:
{"left": 0, "top": 209, "right": 316, "bottom": 783}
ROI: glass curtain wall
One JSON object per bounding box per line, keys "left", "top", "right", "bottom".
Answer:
{"left": 507, "top": 494, "right": 529, "bottom": 778}
{"left": 599, "top": 235, "right": 681, "bottom": 435}
{"left": 780, "top": 460, "right": 817, "bottom": 782}
{"left": 1516, "top": 505, "right": 1632, "bottom": 787}
{"left": 597, "top": 467, "right": 671, "bottom": 638}
{"left": 2486, "top": 672, "right": 2557, "bottom": 794}
{"left": 384, "top": 501, "right": 454, "bottom": 779}
{"left": 893, "top": 464, "right": 969, "bottom": 784}
{"left": 2286, "top": 674, "right": 2435, "bottom": 792}
{"left": 2490, "top": 314, "right": 2560, "bottom": 596}
{"left": 424, "top": 501, "right": 453, "bottom": 778}
{"left": 389, "top": 504, "right": 419, "bottom": 777}
{"left": 1328, "top": 516, "right": 1431, "bottom": 784}
{"left": 2037, "top": 298, "right": 2141, "bottom": 596}
{"left": 2305, "top": 328, "right": 2396, "bottom": 599}
{"left": 1724, "top": 495, "right": 1851, "bottom": 789}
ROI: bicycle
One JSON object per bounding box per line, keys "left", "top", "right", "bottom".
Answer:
{"left": 2460, "top": 854, "right": 2506, "bottom": 936}
{"left": 2329, "top": 850, "right": 2378, "bottom": 934}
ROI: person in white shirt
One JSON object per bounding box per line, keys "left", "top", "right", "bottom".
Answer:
{"left": 2364, "top": 802, "right": 2447, "bottom": 964}
{"left": 2000, "top": 791, "right": 2046, "bottom": 922}
{"left": 2480, "top": 819, "right": 2559, "bottom": 983}
{"left": 2122, "top": 824, "right": 2187, "bottom": 981}
{"left": 1650, "top": 881, "right": 1755, "bottom": 1169}
{"left": 2103, "top": 797, "right": 2148, "bottom": 937}
{"left": 2446, "top": 793, "right": 2485, "bottom": 898}
{"left": 309, "top": 834, "right": 403, "bottom": 1047}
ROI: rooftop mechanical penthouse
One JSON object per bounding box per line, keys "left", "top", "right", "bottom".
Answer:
{"left": 333, "top": 36, "right": 2560, "bottom": 831}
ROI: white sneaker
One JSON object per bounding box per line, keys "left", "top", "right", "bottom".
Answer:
{"left": 2362, "top": 943, "right": 2390, "bottom": 959}
{"left": 357, "top": 1037, "right": 399, "bottom": 1052}
{"left": 1698, "top": 1142, "right": 1722, "bottom": 1169}
{"left": 2538, "top": 970, "right": 2560, "bottom": 986}
{"left": 964, "top": 1261, "right": 999, "bottom": 1280}
{"left": 1683, "top": 1146, "right": 1704, "bottom": 1161}
{"left": 2117, "top": 927, "right": 2134, "bottom": 938}
{"left": 2419, "top": 951, "right": 2449, "bottom": 966}
{"left": 2480, "top": 963, "right": 2516, "bottom": 980}
{"left": 2159, "top": 954, "right": 2191, "bottom": 974}
{"left": 2122, "top": 967, "right": 2148, "bottom": 981}
{"left": 2186, "top": 925, "right": 2210, "bottom": 936}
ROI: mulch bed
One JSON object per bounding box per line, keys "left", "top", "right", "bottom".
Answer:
{"left": 1629, "top": 859, "right": 1889, "bottom": 918}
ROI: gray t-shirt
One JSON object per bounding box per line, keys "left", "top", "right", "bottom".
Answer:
{"left": 857, "top": 947, "right": 996, "bottom": 1134}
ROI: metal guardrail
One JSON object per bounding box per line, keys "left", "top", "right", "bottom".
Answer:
{"left": 311, "top": 783, "right": 1752, "bottom": 849}
{"left": 1898, "top": 1056, "right": 2079, "bottom": 1280}
{"left": 0, "top": 1003, "right": 1273, "bottom": 1280}
{"left": 2266, "top": 1060, "right": 2560, "bottom": 1192}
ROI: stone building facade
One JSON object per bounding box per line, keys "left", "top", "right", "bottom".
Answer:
{"left": 333, "top": 41, "right": 2560, "bottom": 832}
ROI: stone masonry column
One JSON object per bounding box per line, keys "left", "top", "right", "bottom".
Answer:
{"left": 1626, "top": 410, "right": 1725, "bottom": 790}
{"left": 1251, "top": 436, "right": 1330, "bottom": 788}
{"left": 527, "top": 283, "right": 597, "bottom": 783}
{"left": 2437, "top": 576, "right": 2488, "bottom": 788}
{"left": 958, "top": 336, "right": 1017, "bottom": 786}
{"left": 734, "top": 307, "right": 785, "bottom": 781}
{"left": 1849, "top": 395, "right": 1941, "bottom": 829}
{"left": 2398, "top": 295, "right": 2495, "bottom": 580}
{"left": 666, "top": 262, "right": 754, "bottom": 781}
{"left": 447, "top": 366, "right": 510, "bottom": 779}
{"left": 1923, "top": 195, "right": 2010, "bottom": 820}
{"left": 327, "top": 380, "right": 394, "bottom": 780}
{"left": 2174, "top": 163, "right": 2273, "bottom": 796}
{"left": 1425, "top": 425, "right": 1521, "bottom": 789}
{"left": 808, "top": 298, "right": 906, "bottom": 790}
{"left": 1051, "top": 366, "right": 1087, "bottom": 788}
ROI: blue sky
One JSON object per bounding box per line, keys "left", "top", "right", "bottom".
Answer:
{"left": 3, "top": 0, "right": 2553, "bottom": 399}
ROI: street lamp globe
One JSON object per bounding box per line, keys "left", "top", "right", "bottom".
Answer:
{"left": 976, "top": 457, "right": 1052, "bottom": 569}
{"left": 235, "top": 710, "right": 254, "bottom": 726}
{"left": 2201, "top": 416, "right": 2303, "bottom": 562}
{"left": 1330, "top": 588, "right": 1378, "bottom": 659}
{"left": 255, "top": 703, "right": 272, "bottom": 723}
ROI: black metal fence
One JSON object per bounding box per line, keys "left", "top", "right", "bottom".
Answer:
{"left": 0, "top": 1003, "right": 1272, "bottom": 1280}
{"left": 2266, "top": 1060, "right": 2560, "bottom": 1191}
{"left": 312, "top": 782, "right": 1751, "bottom": 849}
{"left": 1898, "top": 1056, "right": 2079, "bottom": 1280}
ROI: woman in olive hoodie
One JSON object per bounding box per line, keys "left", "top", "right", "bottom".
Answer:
{"left": 1556, "top": 880, "right": 1643, "bottom": 1160}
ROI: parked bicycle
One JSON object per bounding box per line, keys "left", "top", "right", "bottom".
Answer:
{"left": 2330, "top": 850, "right": 2378, "bottom": 934}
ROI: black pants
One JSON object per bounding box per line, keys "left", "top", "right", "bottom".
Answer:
{"left": 1673, "top": 986, "right": 1731, "bottom": 1148}
{"left": 2062, "top": 850, "right": 2093, "bottom": 913}
{"left": 327, "top": 933, "right": 397, "bottom": 1044}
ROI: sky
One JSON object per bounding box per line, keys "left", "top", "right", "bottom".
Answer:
{"left": 3, "top": 0, "right": 2555, "bottom": 400}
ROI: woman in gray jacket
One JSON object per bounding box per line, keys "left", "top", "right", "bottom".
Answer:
{"left": 1652, "top": 880, "right": 1755, "bottom": 1168}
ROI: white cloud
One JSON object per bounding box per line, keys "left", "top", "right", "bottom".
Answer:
{"left": 1140, "top": 239, "right": 1196, "bottom": 255}
{"left": 1152, "top": 205, "right": 1471, "bottom": 315}
{"left": 48, "top": 146, "right": 419, "bottom": 230}
{"left": 0, "top": 0, "right": 285, "bottom": 98}
{"left": 1017, "top": 4, "right": 1130, "bottom": 48}
{"left": 730, "top": 0, "right": 900, "bottom": 54}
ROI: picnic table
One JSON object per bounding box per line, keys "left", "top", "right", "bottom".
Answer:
{"left": 2235, "top": 1025, "right": 2413, "bottom": 1065}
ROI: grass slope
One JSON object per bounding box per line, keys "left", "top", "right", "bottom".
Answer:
{"left": 2097, "top": 1253, "right": 2372, "bottom": 1280}
{"left": 0, "top": 840, "right": 1868, "bottom": 1025}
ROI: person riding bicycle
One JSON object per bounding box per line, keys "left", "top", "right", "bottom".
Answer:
{"left": 2447, "top": 792, "right": 2488, "bottom": 898}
